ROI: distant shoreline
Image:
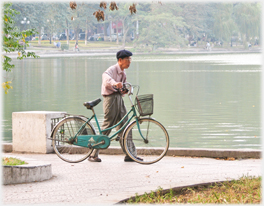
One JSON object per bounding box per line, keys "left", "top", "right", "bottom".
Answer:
{"left": 5, "top": 47, "right": 262, "bottom": 58}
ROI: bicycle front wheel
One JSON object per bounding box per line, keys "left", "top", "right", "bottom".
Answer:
{"left": 52, "top": 116, "right": 95, "bottom": 163}
{"left": 123, "top": 118, "right": 169, "bottom": 164}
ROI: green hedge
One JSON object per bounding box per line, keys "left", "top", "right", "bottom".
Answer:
{"left": 61, "top": 44, "right": 69, "bottom": 51}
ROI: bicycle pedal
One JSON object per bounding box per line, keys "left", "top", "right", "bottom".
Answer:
{"left": 116, "top": 136, "right": 120, "bottom": 141}
{"left": 88, "top": 144, "right": 93, "bottom": 149}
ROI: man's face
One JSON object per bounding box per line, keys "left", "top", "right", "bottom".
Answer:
{"left": 119, "top": 57, "right": 132, "bottom": 70}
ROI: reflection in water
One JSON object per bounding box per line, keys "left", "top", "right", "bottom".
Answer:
{"left": 2, "top": 53, "right": 261, "bottom": 149}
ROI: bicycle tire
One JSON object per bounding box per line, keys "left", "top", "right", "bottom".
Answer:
{"left": 52, "top": 116, "right": 95, "bottom": 163}
{"left": 123, "top": 118, "right": 169, "bottom": 164}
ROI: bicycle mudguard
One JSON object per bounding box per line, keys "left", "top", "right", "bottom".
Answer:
{"left": 74, "top": 135, "right": 110, "bottom": 149}
{"left": 122, "top": 117, "right": 156, "bottom": 138}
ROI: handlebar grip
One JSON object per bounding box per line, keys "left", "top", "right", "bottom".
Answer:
{"left": 113, "top": 82, "right": 134, "bottom": 95}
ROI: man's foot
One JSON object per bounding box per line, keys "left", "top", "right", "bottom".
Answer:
{"left": 124, "top": 155, "right": 133, "bottom": 162}
{"left": 88, "top": 156, "right": 102, "bottom": 162}
{"left": 124, "top": 155, "right": 143, "bottom": 162}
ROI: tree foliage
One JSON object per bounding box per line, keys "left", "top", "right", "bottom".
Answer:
{"left": 9, "top": 1, "right": 261, "bottom": 49}
{"left": 233, "top": 2, "right": 261, "bottom": 42}
{"left": 135, "top": 2, "right": 187, "bottom": 48}
{"left": 69, "top": 3, "right": 98, "bottom": 43}
{"left": 213, "top": 3, "right": 237, "bottom": 43}
{"left": 2, "top": 3, "right": 39, "bottom": 94}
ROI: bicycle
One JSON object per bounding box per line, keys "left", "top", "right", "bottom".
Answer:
{"left": 50, "top": 83, "right": 169, "bottom": 164}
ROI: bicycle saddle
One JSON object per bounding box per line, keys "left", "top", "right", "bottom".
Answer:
{"left": 83, "top": 98, "right": 101, "bottom": 109}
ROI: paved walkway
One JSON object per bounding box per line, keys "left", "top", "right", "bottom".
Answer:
{"left": 2, "top": 153, "right": 261, "bottom": 205}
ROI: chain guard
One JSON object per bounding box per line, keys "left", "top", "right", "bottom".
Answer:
{"left": 74, "top": 135, "right": 110, "bottom": 149}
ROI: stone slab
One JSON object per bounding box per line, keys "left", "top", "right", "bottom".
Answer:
{"left": 12, "top": 111, "right": 66, "bottom": 153}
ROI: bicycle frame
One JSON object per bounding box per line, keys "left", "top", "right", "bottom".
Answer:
{"left": 74, "top": 85, "right": 147, "bottom": 142}
{"left": 92, "top": 106, "right": 135, "bottom": 139}
{"left": 51, "top": 82, "right": 170, "bottom": 164}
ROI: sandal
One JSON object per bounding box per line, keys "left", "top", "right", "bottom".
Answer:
{"left": 88, "top": 156, "right": 102, "bottom": 162}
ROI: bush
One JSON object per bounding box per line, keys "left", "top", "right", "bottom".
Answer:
{"left": 61, "top": 44, "right": 69, "bottom": 51}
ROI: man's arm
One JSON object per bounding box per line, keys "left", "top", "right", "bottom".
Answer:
{"left": 102, "top": 70, "right": 124, "bottom": 92}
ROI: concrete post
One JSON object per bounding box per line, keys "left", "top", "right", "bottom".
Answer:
{"left": 12, "top": 111, "right": 66, "bottom": 153}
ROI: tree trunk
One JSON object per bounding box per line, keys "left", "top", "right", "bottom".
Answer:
{"left": 85, "top": 29, "right": 88, "bottom": 45}
{"left": 242, "top": 34, "right": 247, "bottom": 49}
{"left": 85, "top": 18, "right": 88, "bottom": 45}
{"left": 75, "top": 28, "right": 79, "bottom": 44}
{"left": 136, "top": 20, "right": 139, "bottom": 40}
{"left": 109, "top": 21, "right": 112, "bottom": 42}
{"left": 122, "top": 25, "right": 129, "bottom": 48}
{"left": 121, "top": 19, "right": 125, "bottom": 47}
{"left": 103, "top": 20, "right": 107, "bottom": 41}
{"left": 66, "top": 19, "right": 69, "bottom": 45}
{"left": 116, "top": 20, "right": 119, "bottom": 44}
{"left": 38, "top": 27, "right": 41, "bottom": 45}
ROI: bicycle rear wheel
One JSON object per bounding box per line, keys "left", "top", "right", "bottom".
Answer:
{"left": 52, "top": 116, "right": 95, "bottom": 163}
{"left": 123, "top": 118, "right": 169, "bottom": 164}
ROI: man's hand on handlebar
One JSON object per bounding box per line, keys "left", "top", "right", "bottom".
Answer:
{"left": 120, "top": 86, "right": 129, "bottom": 94}
{"left": 113, "top": 82, "right": 123, "bottom": 89}
{"left": 113, "top": 82, "right": 129, "bottom": 94}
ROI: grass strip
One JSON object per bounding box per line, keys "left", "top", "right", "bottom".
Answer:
{"left": 124, "top": 176, "right": 261, "bottom": 204}
{"left": 2, "top": 157, "right": 27, "bottom": 166}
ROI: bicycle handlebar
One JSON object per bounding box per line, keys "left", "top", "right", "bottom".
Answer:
{"left": 124, "top": 82, "right": 133, "bottom": 96}
{"left": 113, "top": 82, "right": 139, "bottom": 96}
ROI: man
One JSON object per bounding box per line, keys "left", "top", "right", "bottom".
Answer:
{"left": 88, "top": 49, "right": 137, "bottom": 162}
{"left": 57, "top": 40, "right": 61, "bottom": 48}
{"left": 75, "top": 42, "right": 79, "bottom": 51}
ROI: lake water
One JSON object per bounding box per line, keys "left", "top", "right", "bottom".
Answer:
{"left": 2, "top": 53, "right": 261, "bottom": 149}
